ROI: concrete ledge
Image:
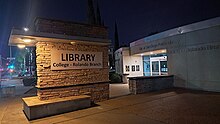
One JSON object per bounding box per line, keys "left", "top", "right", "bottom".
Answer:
{"left": 22, "top": 95, "right": 91, "bottom": 120}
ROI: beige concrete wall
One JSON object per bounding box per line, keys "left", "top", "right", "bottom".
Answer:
{"left": 36, "top": 41, "right": 109, "bottom": 102}
{"left": 115, "top": 48, "right": 143, "bottom": 77}
{"left": 115, "top": 48, "right": 123, "bottom": 75}
{"left": 168, "top": 26, "right": 220, "bottom": 92}
{"left": 122, "top": 55, "right": 143, "bottom": 77}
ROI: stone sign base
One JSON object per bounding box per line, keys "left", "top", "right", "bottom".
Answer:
{"left": 37, "top": 82, "right": 109, "bottom": 103}
{"left": 22, "top": 95, "right": 91, "bottom": 120}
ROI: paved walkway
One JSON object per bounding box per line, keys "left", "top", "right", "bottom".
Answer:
{"left": 109, "top": 83, "right": 130, "bottom": 98}
{"left": 0, "top": 79, "right": 33, "bottom": 97}
{"left": 0, "top": 88, "right": 220, "bottom": 124}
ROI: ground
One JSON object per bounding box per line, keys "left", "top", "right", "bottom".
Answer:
{"left": 0, "top": 80, "right": 220, "bottom": 124}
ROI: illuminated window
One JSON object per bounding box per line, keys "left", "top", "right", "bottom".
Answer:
{"left": 136, "top": 65, "right": 140, "bottom": 71}
{"left": 132, "top": 65, "right": 135, "bottom": 71}
{"left": 125, "top": 65, "right": 130, "bottom": 72}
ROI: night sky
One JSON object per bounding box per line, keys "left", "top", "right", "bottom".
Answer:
{"left": 1, "top": 0, "right": 220, "bottom": 58}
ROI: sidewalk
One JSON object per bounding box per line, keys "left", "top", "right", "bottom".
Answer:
{"left": 109, "top": 83, "right": 130, "bottom": 98}
{"left": 0, "top": 88, "right": 220, "bottom": 124}
{"left": 0, "top": 79, "right": 33, "bottom": 97}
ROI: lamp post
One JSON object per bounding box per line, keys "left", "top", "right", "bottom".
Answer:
{"left": 24, "top": 56, "right": 26, "bottom": 74}
{"left": 9, "top": 46, "right": 12, "bottom": 79}
{"left": 0, "top": 55, "right": 2, "bottom": 86}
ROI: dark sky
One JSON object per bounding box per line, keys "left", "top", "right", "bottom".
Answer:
{"left": 1, "top": 0, "right": 220, "bottom": 58}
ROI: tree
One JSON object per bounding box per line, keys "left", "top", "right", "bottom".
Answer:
{"left": 87, "top": 0, "right": 96, "bottom": 24}
{"left": 15, "top": 48, "right": 28, "bottom": 72}
{"left": 114, "top": 21, "right": 120, "bottom": 51}
{"left": 96, "top": 2, "right": 101, "bottom": 25}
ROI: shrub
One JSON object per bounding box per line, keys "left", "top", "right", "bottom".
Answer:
{"left": 109, "top": 72, "right": 122, "bottom": 83}
{"left": 23, "top": 77, "right": 37, "bottom": 86}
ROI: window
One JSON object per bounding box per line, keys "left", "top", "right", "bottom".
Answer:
{"left": 136, "top": 65, "right": 140, "bottom": 71}
{"left": 125, "top": 65, "right": 130, "bottom": 72}
{"left": 132, "top": 65, "right": 135, "bottom": 71}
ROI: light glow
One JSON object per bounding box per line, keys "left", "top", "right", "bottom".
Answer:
{"left": 17, "top": 44, "right": 26, "bottom": 49}
{"left": 9, "top": 69, "right": 14, "bottom": 73}
{"left": 70, "top": 41, "right": 76, "bottom": 45}
{"left": 23, "top": 27, "right": 29, "bottom": 32}
{"left": 23, "top": 39, "right": 32, "bottom": 43}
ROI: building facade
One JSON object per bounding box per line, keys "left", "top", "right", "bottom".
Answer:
{"left": 115, "top": 17, "right": 220, "bottom": 92}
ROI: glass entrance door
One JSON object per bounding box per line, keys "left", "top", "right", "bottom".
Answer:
{"left": 143, "top": 55, "right": 168, "bottom": 76}
{"left": 151, "top": 61, "right": 160, "bottom": 76}
{"left": 149, "top": 56, "right": 167, "bottom": 76}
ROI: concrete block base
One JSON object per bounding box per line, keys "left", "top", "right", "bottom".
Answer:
{"left": 22, "top": 95, "right": 91, "bottom": 120}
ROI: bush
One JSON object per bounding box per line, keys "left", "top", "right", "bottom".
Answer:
{"left": 109, "top": 72, "right": 122, "bottom": 83}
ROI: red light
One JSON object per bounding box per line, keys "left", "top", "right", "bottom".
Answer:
{"left": 9, "top": 69, "right": 14, "bottom": 73}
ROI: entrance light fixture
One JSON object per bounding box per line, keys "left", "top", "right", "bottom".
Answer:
{"left": 17, "top": 44, "right": 26, "bottom": 49}
{"left": 20, "top": 38, "right": 35, "bottom": 43}
{"left": 23, "top": 39, "right": 32, "bottom": 43}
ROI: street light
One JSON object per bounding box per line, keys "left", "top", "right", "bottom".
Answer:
{"left": 0, "top": 55, "right": 2, "bottom": 86}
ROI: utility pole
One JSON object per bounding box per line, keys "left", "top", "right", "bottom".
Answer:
{"left": 96, "top": 2, "right": 101, "bottom": 25}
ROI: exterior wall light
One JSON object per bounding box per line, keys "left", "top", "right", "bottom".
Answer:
{"left": 150, "top": 52, "right": 153, "bottom": 54}
{"left": 17, "top": 44, "right": 26, "bottom": 49}
{"left": 177, "top": 27, "right": 183, "bottom": 34}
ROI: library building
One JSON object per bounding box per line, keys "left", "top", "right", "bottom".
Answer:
{"left": 115, "top": 17, "right": 220, "bottom": 92}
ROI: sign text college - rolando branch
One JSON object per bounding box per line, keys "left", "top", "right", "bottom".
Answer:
{"left": 51, "top": 49, "right": 103, "bottom": 70}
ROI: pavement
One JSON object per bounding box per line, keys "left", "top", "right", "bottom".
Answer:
{"left": 0, "top": 79, "right": 33, "bottom": 97}
{"left": 109, "top": 83, "right": 130, "bottom": 98}
{"left": 0, "top": 86, "right": 220, "bottom": 124}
